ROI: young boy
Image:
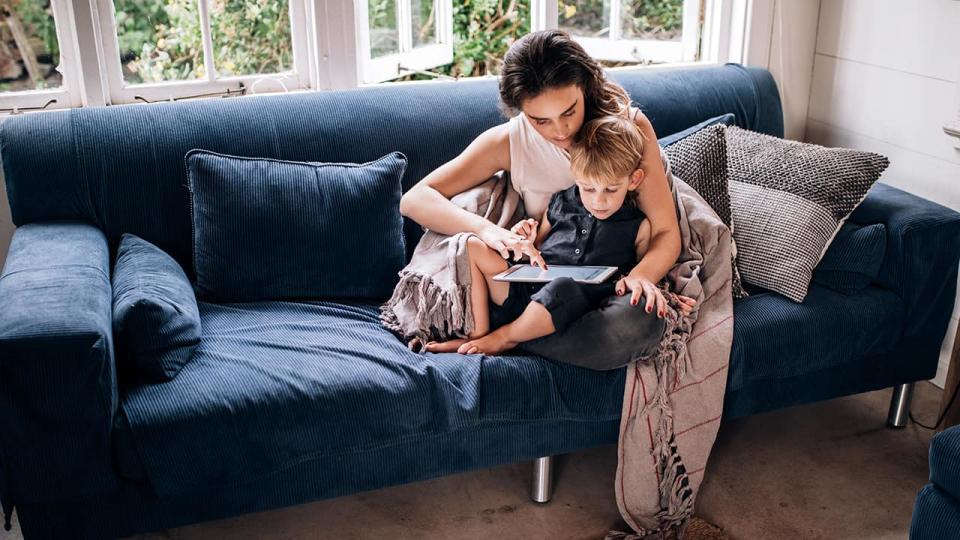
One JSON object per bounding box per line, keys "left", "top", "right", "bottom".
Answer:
{"left": 425, "top": 115, "right": 682, "bottom": 355}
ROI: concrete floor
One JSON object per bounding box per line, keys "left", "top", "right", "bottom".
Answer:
{"left": 6, "top": 383, "right": 943, "bottom": 539}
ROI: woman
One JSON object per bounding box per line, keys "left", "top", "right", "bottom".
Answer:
{"left": 399, "top": 29, "right": 695, "bottom": 369}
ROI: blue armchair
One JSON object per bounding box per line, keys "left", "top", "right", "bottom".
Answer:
{"left": 911, "top": 425, "right": 960, "bottom": 539}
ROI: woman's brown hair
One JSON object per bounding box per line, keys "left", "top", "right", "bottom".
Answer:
{"left": 498, "top": 29, "right": 632, "bottom": 120}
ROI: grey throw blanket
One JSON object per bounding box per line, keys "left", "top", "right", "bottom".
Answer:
{"left": 380, "top": 171, "right": 525, "bottom": 345}
{"left": 610, "top": 155, "right": 733, "bottom": 538}
{"left": 381, "top": 153, "right": 732, "bottom": 537}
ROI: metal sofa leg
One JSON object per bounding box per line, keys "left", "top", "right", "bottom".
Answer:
{"left": 530, "top": 456, "right": 554, "bottom": 503}
{"left": 888, "top": 383, "right": 915, "bottom": 428}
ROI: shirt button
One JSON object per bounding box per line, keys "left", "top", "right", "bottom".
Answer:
{"left": 581, "top": 229, "right": 587, "bottom": 234}
{"left": 575, "top": 248, "right": 581, "bottom": 254}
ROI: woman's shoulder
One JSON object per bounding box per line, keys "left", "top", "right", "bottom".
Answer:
{"left": 627, "top": 106, "right": 652, "bottom": 129}
{"left": 466, "top": 122, "right": 512, "bottom": 170}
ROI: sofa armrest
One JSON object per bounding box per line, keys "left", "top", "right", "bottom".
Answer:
{"left": 930, "top": 425, "right": 960, "bottom": 501}
{"left": 0, "top": 222, "right": 118, "bottom": 505}
{"left": 849, "top": 183, "right": 960, "bottom": 375}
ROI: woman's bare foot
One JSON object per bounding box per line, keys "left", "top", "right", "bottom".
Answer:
{"left": 456, "top": 329, "right": 517, "bottom": 355}
{"left": 423, "top": 338, "right": 468, "bottom": 353}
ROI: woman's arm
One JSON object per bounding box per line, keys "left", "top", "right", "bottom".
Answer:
{"left": 627, "top": 108, "right": 681, "bottom": 284}
{"left": 399, "top": 124, "right": 521, "bottom": 257}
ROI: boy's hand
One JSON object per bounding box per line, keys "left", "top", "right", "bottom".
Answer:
{"left": 510, "top": 218, "right": 539, "bottom": 241}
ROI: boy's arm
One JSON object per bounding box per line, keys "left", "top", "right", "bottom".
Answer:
{"left": 533, "top": 209, "right": 551, "bottom": 248}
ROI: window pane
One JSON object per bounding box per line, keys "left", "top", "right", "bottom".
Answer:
{"left": 621, "top": 0, "right": 684, "bottom": 41}
{"left": 114, "top": 0, "right": 204, "bottom": 84}
{"left": 0, "top": 0, "right": 62, "bottom": 93}
{"left": 558, "top": 0, "right": 610, "bottom": 39}
{"left": 369, "top": 0, "right": 399, "bottom": 58}
{"left": 411, "top": 0, "right": 436, "bottom": 49}
{"left": 210, "top": 0, "right": 292, "bottom": 77}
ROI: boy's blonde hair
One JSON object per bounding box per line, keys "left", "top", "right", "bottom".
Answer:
{"left": 569, "top": 115, "right": 645, "bottom": 186}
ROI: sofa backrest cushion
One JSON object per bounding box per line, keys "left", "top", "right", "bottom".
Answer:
{"left": 0, "top": 64, "right": 783, "bottom": 271}
{"left": 186, "top": 150, "right": 407, "bottom": 302}
{"left": 811, "top": 222, "right": 887, "bottom": 295}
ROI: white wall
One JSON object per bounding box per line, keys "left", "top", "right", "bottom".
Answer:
{"left": 804, "top": 0, "right": 960, "bottom": 387}
{"left": 764, "top": 0, "right": 822, "bottom": 141}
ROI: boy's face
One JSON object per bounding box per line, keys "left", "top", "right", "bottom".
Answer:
{"left": 576, "top": 169, "right": 644, "bottom": 220}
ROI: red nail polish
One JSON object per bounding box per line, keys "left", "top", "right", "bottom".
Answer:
{"left": 646, "top": 306, "right": 652, "bottom": 313}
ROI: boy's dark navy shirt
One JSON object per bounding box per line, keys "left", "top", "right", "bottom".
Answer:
{"left": 538, "top": 185, "right": 646, "bottom": 276}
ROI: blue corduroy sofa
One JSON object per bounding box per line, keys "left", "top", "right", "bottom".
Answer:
{"left": 911, "top": 425, "right": 960, "bottom": 539}
{"left": 1, "top": 64, "right": 959, "bottom": 539}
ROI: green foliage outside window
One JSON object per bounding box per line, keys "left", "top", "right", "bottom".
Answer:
{"left": 440, "top": 0, "right": 531, "bottom": 78}
{"left": 114, "top": 0, "right": 292, "bottom": 83}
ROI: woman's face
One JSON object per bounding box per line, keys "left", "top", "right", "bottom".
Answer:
{"left": 521, "top": 85, "right": 586, "bottom": 151}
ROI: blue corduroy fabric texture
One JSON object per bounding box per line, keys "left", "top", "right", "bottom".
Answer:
{"left": 658, "top": 113, "right": 736, "bottom": 147}
{"left": 0, "top": 64, "right": 783, "bottom": 267}
{"left": 910, "top": 484, "right": 960, "bottom": 540}
{"left": 113, "top": 233, "right": 201, "bottom": 382}
{"left": 0, "top": 222, "right": 119, "bottom": 505}
{"left": 185, "top": 150, "right": 407, "bottom": 302}
{"left": 929, "top": 425, "right": 960, "bottom": 501}
{"left": 812, "top": 222, "right": 886, "bottom": 295}
{"left": 911, "top": 426, "right": 960, "bottom": 539}
{"left": 117, "top": 300, "right": 626, "bottom": 496}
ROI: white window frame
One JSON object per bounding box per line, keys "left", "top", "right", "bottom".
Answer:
{"left": 355, "top": 0, "right": 454, "bottom": 85}
{"left": 0, "top": 0, "right": 83, "bottom": 113}
{"left": 94, "top": 0, "right": 311, "bottom": 105}
{"left": 533, "top": 0, "right": 753, "bottom": 67}
{"left": 1, "top": 0, "right": 765, "bottom": 115}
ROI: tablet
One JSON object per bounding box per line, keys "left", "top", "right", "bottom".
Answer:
{"left": 493, "top": 264, "right": 619, "bottom": 284}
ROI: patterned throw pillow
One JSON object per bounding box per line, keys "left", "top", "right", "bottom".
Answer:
{"left": 663, "top": 124, "right": 749, "bottom": 299}
{"left": 725, "top": 126, "right": 889, "bottom": 302}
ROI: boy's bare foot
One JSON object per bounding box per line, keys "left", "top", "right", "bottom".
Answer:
{"left": 423, "top": 338, "right": 468, "bottom": 353}
{"left": 457, "top": 329, "right": 517, "bottom": 356}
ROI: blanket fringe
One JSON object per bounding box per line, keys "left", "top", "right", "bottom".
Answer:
{"left": 380, "top": 271, "right": 474, "bottom": 348}
{"left": 628, "top": 281, "right": 698, "bottom": 536}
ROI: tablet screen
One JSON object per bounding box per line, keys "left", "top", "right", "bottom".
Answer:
{"left": 507, "top": 266, "right": 603, "bottom": 281}
{"left": 496, "top": 265, "right": 617, "bottom": 283}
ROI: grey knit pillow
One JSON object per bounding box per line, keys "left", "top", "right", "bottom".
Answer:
{"left": 663, "top": 124, "right": 748, "bottom": 299}
{"left": 725, "top": 126, "right": 889, "bottom": 302}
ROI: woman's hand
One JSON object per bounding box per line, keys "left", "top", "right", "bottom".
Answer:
{"left": 477, "top": 224, "right": 525, "bottom": 259}
{"left": 615, "top": 274, "right": 697, "bottom": 318}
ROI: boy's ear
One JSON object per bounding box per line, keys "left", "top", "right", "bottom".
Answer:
{"left": 629, "top": 168, "right": 645, "bottom": 189}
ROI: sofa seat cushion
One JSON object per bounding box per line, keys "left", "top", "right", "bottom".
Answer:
{"left": 118, "top": 300, "right": 626, "bottom": 496}
{"left": 727, "top": 283, "right": 905, "bottom": 395}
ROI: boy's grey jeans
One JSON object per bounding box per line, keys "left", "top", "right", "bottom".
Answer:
{"left": 519, "top": 292, "right": 667, "bottom": 371}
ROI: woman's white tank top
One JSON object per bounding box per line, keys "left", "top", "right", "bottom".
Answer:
{"left": 507, "top": 113, "right": 576, "bottom": 219}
